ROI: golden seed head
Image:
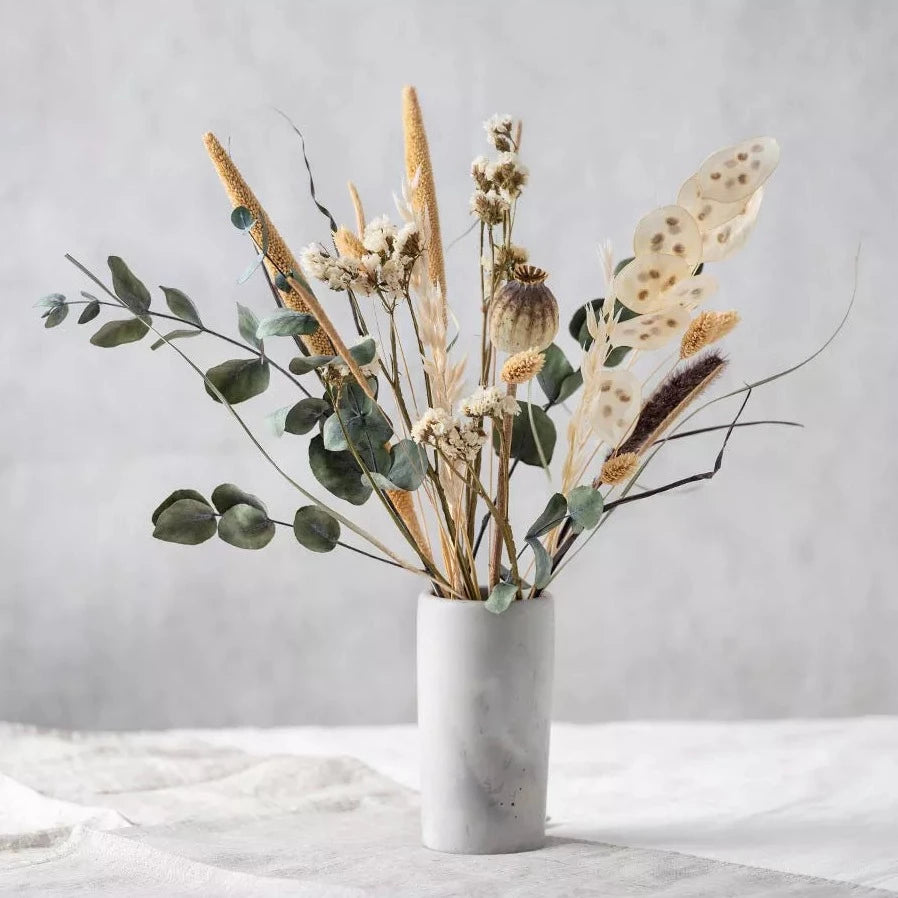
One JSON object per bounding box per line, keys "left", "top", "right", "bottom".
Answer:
{"left": 489, "top": 268, "right": 559, "bottom": 354}
{"left": 680, "top": 310, "right": 741, "bottom": 359}
{"left": 599, "top": 452, "right": 640, "bottom": 485}
{"left": 512, "top": 264, "right": 549, "bottom": 285}
{"left": 334, "top": 226, "right": 366, "bottom": 259}
{"left": 501, "top": 348, "right": 545, "bottom": 385}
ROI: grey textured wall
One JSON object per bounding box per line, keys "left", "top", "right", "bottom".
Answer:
{"left": 1, "top": 0, "right": 895, "bottom": 728}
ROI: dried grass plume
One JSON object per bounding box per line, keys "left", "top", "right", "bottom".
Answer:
{"left": 501, "top": 348, "right": 545, "bottom": 385}
{"left": 599, "top": 452, "right": 640, "bottom": 485}
{"left": 681, "top": 310, "right": 741, "bottom": 359}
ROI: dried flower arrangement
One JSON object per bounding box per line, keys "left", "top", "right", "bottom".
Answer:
{"left": 35, "top": 88, "right": 851, "bottom": 612}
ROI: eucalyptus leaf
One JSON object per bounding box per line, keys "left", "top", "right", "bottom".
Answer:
{"left": 151, "top": 489, "right": 211, "bottom": 525}
{"left": 614, "top": 256, "right": 635, "bottom": 276}
{"left": 218, "top": 503, "right": 275, "bottom": 550}
{"left": 256, "top": 309, "right": 318, "bottom": 339}
{"left": 567, "top": 485, "right": 604, "bottom": 531}
{"left": 108, "top": 256, "right": 151, "bottom": 315}
{"left": 90, "top": 318, "right": 150, "bottom": 347}
{"left": 322, "top": 414, "right": 349, "bottom": 451}
{"left": 308, "top": 434, "right": 371, "bottom": 505}
{"left": 293, "top": 505, "right": 340, "bottom": 552}
{"left": 527, "top": 537, "right": 553, "bottom": 589}
{"left": 237, "top": 252, "right": 265, "bottom": 285}
{"left": 35, "top": 293, "right": 66, "bottom": 308}
{"left": 284, "top": 398, "right": 331, "bottom": 435}
{"left": 44, "top": 304, "right": 68, "bottom": 328}
{"left": 77, "top": 300, "right": 101, "bottom": 324}
{"left": 604, "top": 344, "right": 631, "bottom": 368}
{"left": 526, "top": 493, "right": 568, "bottom": 539}
{"left": 150, "top": 328, "right": 200, "bottom": 350}
{"left": 161, "top": 286, "right": 202, "bottom": 327}
{"left": 236, "top": 303, "right": 262, "bottom": 351}
{"left": 329, "top": 383, "right": 393, "bottom": 462}
{"left": 484, "top": 581, "right": 518, "bottom": 614}
{"left": 211, "top": 483, "right": 267, "bottom": 514}
{"left": 349, "top": 336, "right": 377, "bottom": 366}
{"left": 494, "top": 401, "right": 557, "bottom": 467}
{"left": 556, "top": 370, "right": 583, "bottom": 402}
{"left": 537, "top": 344, "right": 574, "bottom": 403}
{"left": 152, "top": 498, "right": 217, "bottom": 545}
{"left": 386, "top": 439, "right": 427, "bottom": 491}
{"left": 230, "top": 205, "right": 255, "bottom": 230}
{"left": 204, "top": 358, "right": 270, "bottom": 404}
{"left": 289, "top": 354, "right": 335, "bottom": 375}
{"left": 368, "top": 472, "right": 400, "bottom": 491}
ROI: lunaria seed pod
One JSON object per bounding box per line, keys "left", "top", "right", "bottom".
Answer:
{"left": 489, "top": 264, "right": 559, "bottom": 353}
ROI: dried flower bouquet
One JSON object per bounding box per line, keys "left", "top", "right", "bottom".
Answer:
{"left": 36, "top": 87, "right": 843, "bottom": 611}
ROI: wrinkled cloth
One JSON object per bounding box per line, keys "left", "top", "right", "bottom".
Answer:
{"left": 1, "top": 719, "right": 896, "bottom": 896}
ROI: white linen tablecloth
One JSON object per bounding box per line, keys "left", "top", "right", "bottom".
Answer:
{"left": 1, "top": 719, "right": 896, "bottom": 896}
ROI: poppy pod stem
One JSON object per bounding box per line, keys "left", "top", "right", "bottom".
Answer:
{"left": 489, "top": 381, "right": 517, "bottom": 591}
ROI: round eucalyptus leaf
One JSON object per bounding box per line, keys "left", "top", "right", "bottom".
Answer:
{"left": 526, "top": 493, "right": 568, "bottom": 539}
{"left": 484, "top": 581, "right": 518, "bottom": 614}
{"left": 284, "top": 398, "right": 331, "bottom": 435}
{"left": 293, "top": 505, "right": 340, "bottom": 552}
{"left": 90, "top": 318, "right": 150, "bottom": 348}
{"left": 35, "top": 293, "right": 65, "bottom": 308}
{"left": 526, "top": 537, "right": 553, "bottom": 589}
{"left": 236, "top": 303, "right": 262, "bottom": 350}
{"left": 322, "top": 413, "right": 349, "bottom": 451}
{"left": 308, "top": 434, "right": 371, "bottom": 505}
{"left": 204, "top": 358, "right": 270, "bottom": 404}
{"left": 107, "top": 256, "right": 151, "bottom": 315}
{"left": 603, "top": 345, "right": 631, "bottom": 368}
{"left": 211, "top": 483, "right": 267, "bottom": 515}
{"left": 614, "top": 256, "right": 635, "bottom": 276}
{"left": 387, "top": 439, "right": 427, "bottom": 491}
{"left": 494, "top": 401, "right": 557, "bottom": 467}
{"left": 152, "top": 498, "right": 217, "bottom": 545}
{"left": 537, "top": 344, "right": 574, "bottom": 403}
{"left": 256, "top": 309, "right": 318, "bottom": 339}
{"left": 289, "top": 354, "right": 336, "bottom": 375}
{"left": 217, "top": 503, "right": 275, "bottom": 550}
{"left": 349, "top": 336, "right": 377, "bottom": 366}
{"left": 567, "top": 485, "right": 604, "bottom": 531}
{"left": 151, "top": 488, "right": 211, "bottom": 525}
{"left": 77, "top": 300, "right": 101, "bottom": 324}
{"left": 161, "top": 286, "right": 202, "bottom": 327}
{"left": 230, "top": 205, "right": 255, "bottom": 230}
{"left": 44, "top": 304, "right": 69, "bottom": 328}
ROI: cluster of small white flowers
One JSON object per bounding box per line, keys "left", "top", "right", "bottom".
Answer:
{"left": 299, "top": 244, "right": 369, "bottom": 294}
{"left": 459, "top": 386, "right": 521, "bottom": 419}
{"left": 481, "top": 242, "right": 529, "bottom": 276}
{"left": 469, "top": 189, "right": 510, "bottom": 226}
{"left": 470, "top": 116, "right": 529, "bottom": 225}
{"left": 411, "top": 407, "right": 486, "bottom": 464}
{"left": 484, "top": 113, "right": 514, "bottom": 151}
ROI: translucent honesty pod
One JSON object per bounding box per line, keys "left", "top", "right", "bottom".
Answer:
{"left": 610, "top": 305, "right": 691, "bottom": 350}
{"left": 701, "top": 187, "right": 764, "bottom": 262}
{"left": 660, "top": 273, "right": 720, "bottom": 309}
{"left": 697, "top": 137, "right": 779, "bottom": 202}
{"left": 632, "top": 205, "right": 702, "bottom": 266}
{"left": 613, "top": 253, "right": 694, "bottom": 314}
{"left": 677, "top": 176, "right": 747, "bottom": 233}
{"left": 589, "top": 368, "right": 642, "bottom": 447}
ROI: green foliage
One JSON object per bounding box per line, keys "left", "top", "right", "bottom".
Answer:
{"left": 230, "top": 206, "right": 255, "bottom": 230}
{"left": 308, "top": 434, "right": 372, "bottom": 505}
{"left": 538, "top": 344, "right": 582, "bottom": 404}
{"left": 349, "top": 336, "right": 377, "bottom": 366}
{"left": 289, "top": 354, "right": 336, "bottom": 375}
{"left": 494, "top": 401, "right": 557, "bottom": 467}
{"left": 108, "top": 256, "right": 151, "bottom": 315}
{"left": 161, "top": 287, "right": 202, "bottom": 327}
{"left": 90, "top": 318, "right": 150, "bottom": 347}
{"left": 236, "top": 303, "right": 263, "bottom": 351}
{"left": 211, "top": 483, "right": 266, "bottom": 514}
{"left": 614, "top": 256, "right": 634, "bottom": 276}
{"left": 77, "top": 300, "right": 101, "bottom": 324}
{"left": 35, "top": 293, "right": 66, "bottom": 308}
{"left": 204, "top": 358, "right": 270, "bottom": 404}
{"left": 256, "top": 309, "right": 319, "bottom": 339}
{"left": 150, "top": 329, "right": 200, "bottom": 350}
{"left": 484, "top": 581, "right": 518, "bottom": 614}
{"left": 385, "top": 439, "right": 428, "bottom": 491}
{"left": 567, "top": 485, "right": 604, "bottom": 532}
{"left": 323, "top": 383, "right": 393, "bottom": 474}
{"left": 284, "top": 398, "right": 331, "bottom": 435}
{"left": 218, "top": 503, "right": 275, "bottom": 549}
{"left": 293, "top": 505, "right": 340, "bottom": 552}
{"left": 152, "top": 498, "right": 217, "bottom": 545}
{"left": 526, "top": 537, "right": 553, "bottom": 589}
{"left": 151, "top": 488, "right": 211, "bottom": 525}
{"left": 43, "top": 304, "right": 68, "bottom": 328}
{"left": 526, "top": 493, "right": 568, "bottom": 539}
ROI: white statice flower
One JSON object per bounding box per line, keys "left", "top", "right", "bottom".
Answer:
{"left": 301, "top": 244, "right": 371, "bottom": 294}
{"left": 299, "top": 244, "right": 331, "bottom": 281}
{"left": 491, "top": 152, "right": 529, "bottom": 198}
{"left": 484, "top": 113, "right": 514, "bottom": 151}
{"left": 470, "top": 189, "right": 510, "bottom": 226}
{"left": 470, "top": 155, "right": 492, "bottom": 191}
{"left": 459, "top": 386, "right": 520, "bottom": 418}
{"left": 412, "top": 408, "right": 486, "bottom": 465}
{"left": 393, "top": 221, "right": 421, "bottom": 263}
{"left": 362, "top": 215, "right": 397, "bottom": 257}
{"left": 481, "top": 243, "right": 529, "bottom": 275}
{"left": 411, "top": 407, "right": 452, "bottom": 443}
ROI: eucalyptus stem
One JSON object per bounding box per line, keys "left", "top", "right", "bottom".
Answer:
{"left": 265, "top": 519, "right": 402, "bottom": 569}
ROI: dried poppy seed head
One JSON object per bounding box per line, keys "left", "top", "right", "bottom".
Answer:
{"left": 489, "top": 266, "right": 558, "bottom": 353}
{"left": 501, "top": 347, "right": 545, "bottom": 385}
{"left": 599, "top": 452, "right": 640, "bottom": 485}
{"left": 334, "top": 226, "right": 366, "bottom": 260}
{"left": 512, "top": 264, "right": 549, "bottom": 285}
{"left": 680, "top": 310, "right": 741, "bottom": 359}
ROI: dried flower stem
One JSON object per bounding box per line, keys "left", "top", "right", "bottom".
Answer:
{"left": 489, "top": 382, "right": 517, "bottom": 590}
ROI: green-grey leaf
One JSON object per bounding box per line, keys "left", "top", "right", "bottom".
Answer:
{"left": 387, "top": 439, "right": 427, "bottom": 491}
{"left": 44, "top": 304, "right": 68, "bottom": 328}
{"left": 322, "top": 413, "right": 349, "bottom": 451}
{"left": 526, "top": 492, "right": 568, "bottom": 539}
{"left": 603, "top": 345, "right": 631, "bottom": 368}
{"left": 349, "top": 336, "right": 377, "bottom": 366}
{"left": 308, "top": 434, "right": 371, "bottom": 505}
{"left": 211, "top": 483, "right": 267, "bottom": 514}
{"left": 495, "top": 401, "right": 557, "bottom": 467}
{"left": 556, "top": 370, "right": 583, "bottom": 403}
{"left": 108, "top": 256, "right": 151, "bottom": 315}
{"left": 236, "top": 303, "right": 262, "bottom": 350}
{"left": 485, "top": 581, "right": 518, "bottom": 614}
{"left": 77, "top": 300, "right": 101, "bottom": 324}
{"left": 289, "top": 354, "right": 336, "bottom": 375}
{"left": 567, "top": 485, "right": 604, "bottom": 531}
{"left": 152, "top": 498, "right": 217, "bottom": 545}
{"left": 35, "top": 293, "right": 66, "bottom": 308}
{"left": 368, "top": 472, "right": 400, "bottom": 491}
{"left": 527, "top": 537, "right": 553, "bottom": 589}
{"left": 230, "top": 205, "right": 255, "bottom": 230}
{"left": 161, "top": 286, "right": 202, "bottom": 327}
{"left": 256, "top": 309, "right": 318, "bottom": 339}
{"left": 614, "top": 256, "right": 634, "bottom": 276}
{"left": 537, "top": 344, "right": 574, "bottom": 403}
{"left": 151, "top": 489, "right": 212, "bottom": 525}
{"left": 204, "top": 358, "right": 270, "bottom": 404}
{"left": 150, "top": 328, "right": 201, "bottom": 350}
{"left": 217, "top": 503, "right": 275, "bottom": 550}
{"left": 284, "top": 398, "right": 331, "bottom": 435}
{"left": 293, "top": 505, "right": 340, "bottom": 552}
{"left": 90, "top": 318, "right": 150, "bottom": 347}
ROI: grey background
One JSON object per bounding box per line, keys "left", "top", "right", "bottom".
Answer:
{"left": 1, "top": 0, "right": 895, "bottom": 729}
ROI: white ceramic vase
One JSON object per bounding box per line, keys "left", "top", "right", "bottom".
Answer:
{"left": 416, "top": 592, "right": 554, "bottom": 854}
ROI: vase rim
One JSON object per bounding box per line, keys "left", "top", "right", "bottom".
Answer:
{"left": 418, "top": 591, "right": 553, "bottom": 603}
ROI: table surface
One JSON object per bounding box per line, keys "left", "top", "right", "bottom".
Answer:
{"left": 1, "top": 718, "right": 896, "bottom": 896}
